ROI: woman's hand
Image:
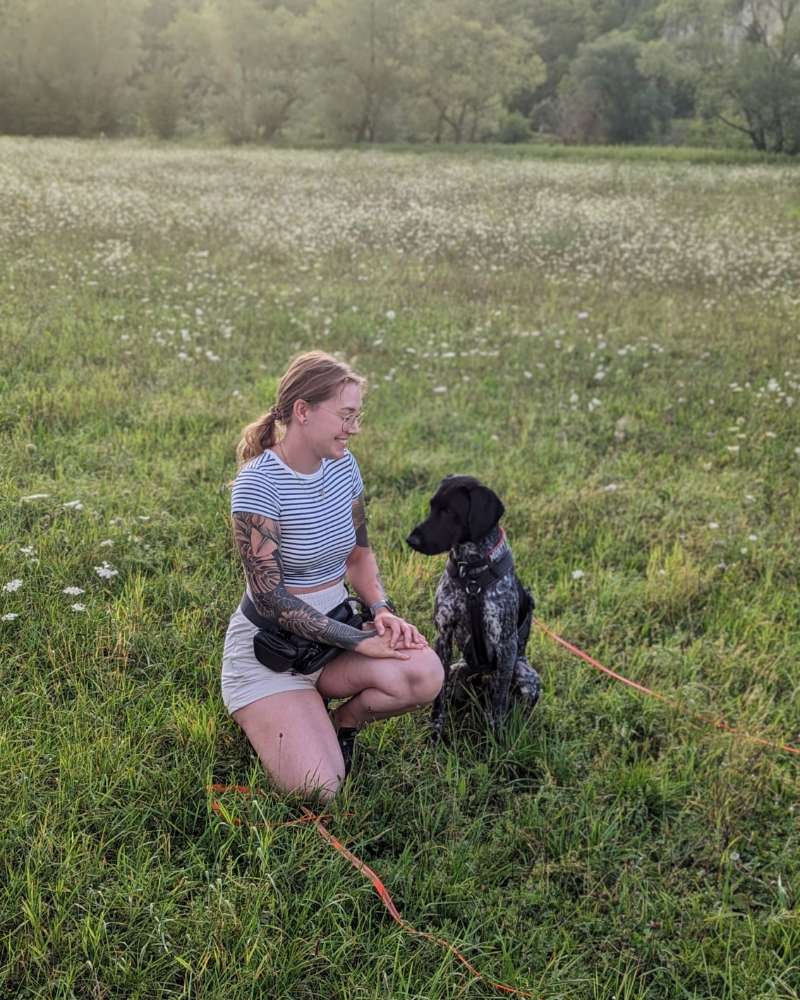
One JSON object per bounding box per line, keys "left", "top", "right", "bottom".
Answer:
{"left": 354, "top": 631, "right": 412, "bottom": 660}
{"left": 372, "top": 609, "right": 429, "bottom": 651}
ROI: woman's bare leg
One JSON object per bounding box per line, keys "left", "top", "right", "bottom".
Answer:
{"left": 232, "top": 689, "right": 345, "bottom": 801}
{"left": 318, "top": 647, "right": 443, "bottom": 730}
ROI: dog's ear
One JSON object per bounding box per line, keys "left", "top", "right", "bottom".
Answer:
{"left": 467, "top": 485, "right": 505, "bottom": 541}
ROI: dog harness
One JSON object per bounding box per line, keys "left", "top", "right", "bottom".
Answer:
{"left": 446, "top": 538, "right": 534, "bottom": 672}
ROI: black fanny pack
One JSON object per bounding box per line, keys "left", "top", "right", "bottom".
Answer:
{"left": 240, "top": 593, "right": 370, "bottom": 675}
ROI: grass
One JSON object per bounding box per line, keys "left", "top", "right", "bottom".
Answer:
{"left": 1, "top": 137, "right": 799, "bottom": 999}
{"left": 365, "top": 141, "right": 794, "bottom": 167}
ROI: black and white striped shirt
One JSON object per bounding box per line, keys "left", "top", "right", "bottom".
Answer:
{"left": 231, "top": 448, "right": 364, "bottom": 587}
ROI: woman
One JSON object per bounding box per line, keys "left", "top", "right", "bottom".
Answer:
{"left": 222, "top": 351, "right": 444, "bottom": 801}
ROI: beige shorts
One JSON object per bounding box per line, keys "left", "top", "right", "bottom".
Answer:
{"left": 220, "top": 580, "right": 349, "bottom": 716}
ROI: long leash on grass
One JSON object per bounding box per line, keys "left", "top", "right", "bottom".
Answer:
{"left": 207, "top": 783, "right": 537, "bottom": 999}
{"left": 208, "top": 622, "right": 796, "bottom": 998}
{"left": 533, "top": 617, "right": 800, "bottom": 757}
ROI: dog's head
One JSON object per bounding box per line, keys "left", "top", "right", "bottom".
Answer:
{"left": 406, "top": 475, "right": 505, "bottom": 555}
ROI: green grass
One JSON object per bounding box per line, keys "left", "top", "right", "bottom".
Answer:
{"left": 270, "top": 139, "right": 796, "bottom": 167}
{"left": 1, "top": 138, "right": 799, "bottom": 999}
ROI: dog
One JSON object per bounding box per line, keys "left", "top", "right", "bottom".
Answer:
{"left": 406, "top": 475, "right": 541, "bottom": 739}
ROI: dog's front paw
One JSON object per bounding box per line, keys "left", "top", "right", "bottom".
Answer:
{"left": 514, "top": 659, "right": 541, "bottom": 708}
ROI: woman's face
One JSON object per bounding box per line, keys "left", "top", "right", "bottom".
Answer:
{"left": 307, "top": 382, "right": 364, "bottom": 461}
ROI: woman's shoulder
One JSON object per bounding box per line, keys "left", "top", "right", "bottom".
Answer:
{"left": 232, "top": 451, "right": 281, "bottom": 493}
{"left": 237, "top": 449, "right": 279, "bottom": 475}
{"left": 231, "top": 451, "right": 281, "bottom": 516}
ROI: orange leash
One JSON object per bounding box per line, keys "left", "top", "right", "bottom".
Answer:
{"left": 208, "top": 619, "right": 795, "bottom": 995}
{"left": 207, "top": 785, "right": 536, "bottom": 999}
{"left": 533, "top": 617, "right": 800, "bottom": 757}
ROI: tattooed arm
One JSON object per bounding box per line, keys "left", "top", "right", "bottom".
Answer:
{"left": 232, "top": 511, "right": 368, "bottom": 651}
{"left": 345, "top": 491, "right": 387, "bottom": 608}
{"left": 346, "top": 493, "right": 429, "bottom": 651}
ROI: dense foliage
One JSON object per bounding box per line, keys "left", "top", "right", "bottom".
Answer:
{"left": 0, "top": 0, "right": 798, "bottom": 151}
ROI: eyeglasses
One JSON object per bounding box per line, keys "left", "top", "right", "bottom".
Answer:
{"left": 316, "top": 405, "right": 365, "bottom": 430}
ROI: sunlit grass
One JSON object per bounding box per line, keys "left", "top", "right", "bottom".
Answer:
{"left": 1, "top": 138, "right": 799, "bottom": 999}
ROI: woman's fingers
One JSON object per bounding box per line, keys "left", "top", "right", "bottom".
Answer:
{"left": 371, "top": 612, "right": 429, "bottom": 650}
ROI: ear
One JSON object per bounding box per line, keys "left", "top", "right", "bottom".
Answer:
{"left": 467, "top": 485, "right": 505, "bottom": 541}
{"left": 293, "top": 398, "right": 311, "bottom": 424}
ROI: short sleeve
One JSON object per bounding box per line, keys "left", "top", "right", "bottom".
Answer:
{"left": 350, "top": 453, "right": 364, "bottom": 499}
{"left": 231, "top": 462, "right": 281, "bottom": 519}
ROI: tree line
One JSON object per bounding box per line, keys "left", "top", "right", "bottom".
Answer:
{"left": 1, "top": 0, "right": 798, "bottom": 153}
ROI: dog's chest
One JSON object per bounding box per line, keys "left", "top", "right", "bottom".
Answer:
{"left": 433, "top": 573, "right": 517, "bottom": 652}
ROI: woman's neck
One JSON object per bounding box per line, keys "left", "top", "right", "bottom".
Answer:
{"left": 274, "top": 431, "right": 322, "bottom": 474}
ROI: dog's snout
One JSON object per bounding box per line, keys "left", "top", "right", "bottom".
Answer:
{"left": 406, "top": 531, "right": 422, "bottom": 550}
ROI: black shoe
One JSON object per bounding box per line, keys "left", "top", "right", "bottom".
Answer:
{"left": 336, "top": 727, "right": 358, "bottom": 778}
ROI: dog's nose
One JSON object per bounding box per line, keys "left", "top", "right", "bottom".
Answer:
{"left": 406, "top": 531, "right": 422, "bottom": 550}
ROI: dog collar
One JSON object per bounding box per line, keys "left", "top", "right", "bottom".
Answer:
{"left": 446, "top": 547, "right": 514, "bottom": 596}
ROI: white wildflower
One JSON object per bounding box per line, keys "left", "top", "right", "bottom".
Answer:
{"left": 3, "top": 579, "right": 23, "bottom": 593}
{"left": 572, "top": 569, "right": 585, "bottom": 580}
{"left": 94, "top": 562, "right": 119, "bottom": 579}
{"left": 63, "top": 500, "right": 84, "bottom": 510}
{"left": 70, "top": 603, "right": 86, "bottom": 612}
{"left": 63, "top": 586, "right": 85, "bottom": 595}
{"left": 385, "top": 310, "right": 396, "bottom": 321}
{"left": 21, "top": 493, "right": 50, "bottom": 502}
{"left": 2, "top": 613, "right": 19, "bottom": 621}
{"left": 433, "top": 386, "right": 447, "bottom": 394}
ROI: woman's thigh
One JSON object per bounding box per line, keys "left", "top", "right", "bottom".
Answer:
{"left": 317, "top": 646, "right": 444, "bottom": 703}
{"left": 232, "top": 689, "right": 345, "bottom": 799}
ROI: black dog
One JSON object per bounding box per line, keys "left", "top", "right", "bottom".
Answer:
{"left": 406, "top": 475, "right": 541, "bottom": 738}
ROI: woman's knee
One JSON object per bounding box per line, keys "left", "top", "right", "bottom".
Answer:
{"left": 281, "top": 755, "right": 345, "bottom": 803}
{"left": 405, "top": 648, "right": 444, "bottom": 704}
{"left": 304, "top": 769, "right": 343, "bottom": 803}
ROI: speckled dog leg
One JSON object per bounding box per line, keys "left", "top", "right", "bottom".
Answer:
{"left": 513, "top": 658, "right": 541, "bottom": 707}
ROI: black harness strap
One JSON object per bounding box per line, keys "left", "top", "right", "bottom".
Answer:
{"left": 446, "top": 550, "right": 515, "bottom": 670}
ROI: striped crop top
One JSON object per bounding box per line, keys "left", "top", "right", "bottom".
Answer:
{"left": 230, "top": 448, "right": 364, "bottom": 588}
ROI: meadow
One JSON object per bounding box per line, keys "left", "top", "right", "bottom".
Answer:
{"left": 1, "top": 136, "right": 799, "bottom": 999}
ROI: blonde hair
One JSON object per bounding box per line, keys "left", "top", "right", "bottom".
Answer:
{"left": 231, "top": 351, "right": 366, "bottom": 476}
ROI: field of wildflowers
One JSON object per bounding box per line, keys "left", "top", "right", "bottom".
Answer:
{"left": 1, "top": 137, "right": 799, "bottom": 998}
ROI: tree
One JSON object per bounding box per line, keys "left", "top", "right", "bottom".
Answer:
{"left": 657, "top": 0, "right": 800, "bottom": 153}
{"left": 14, "top": 0, "right": 145, "bottom": 135}
{"left": 165, "top": 0, "right": 309, "bottom": 142}
{"left": 404, "top": 0, "right": 545, "bottom": 143}
{"left": 305, "top": 0, "right": 410, "bottom": 142}
{"left": 557, "top": 30, "right": 673, "bottom": 142}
